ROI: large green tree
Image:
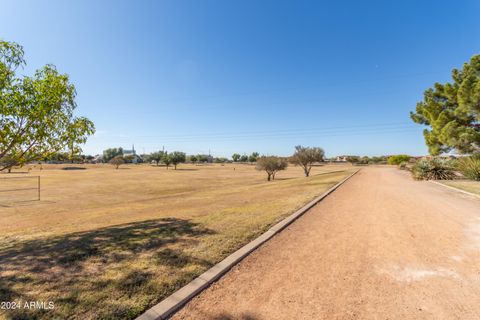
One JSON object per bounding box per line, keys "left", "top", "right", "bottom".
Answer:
{"left": 411, "top": 55, "right": 480, "bottom": 155}
{"left": 0, "top": 40, "right": 95, "bottom": 171}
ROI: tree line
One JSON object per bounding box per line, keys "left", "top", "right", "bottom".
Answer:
{"left": 102, "top": 145, "right": 327, "bottom": 180}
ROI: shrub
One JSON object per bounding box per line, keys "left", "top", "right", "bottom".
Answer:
{"left": 399, "top": 161, "right": 407, "bottom": 170}
{"left": 387, "top": 154, "right": 411, "bottom": 165}
{"left": 456, "top": 155, "right": 480, "bottom": 181}
{"left": 359, "top": 156, "right": 370, "bottom": 165}
{"left": 411, "top": 158, "right": 455, "bottom": 180}
{"left": 346, "top": 156, "right": 360, "bottom": 165}
{"left": 109, "top": 156, "right": 124, "bottom": 169}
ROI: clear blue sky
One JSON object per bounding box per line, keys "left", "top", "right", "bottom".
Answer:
{"left": 1, "top": 0, "right": 479, "bottom": 157}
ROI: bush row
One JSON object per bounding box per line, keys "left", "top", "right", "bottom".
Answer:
{"left": 398, "top": 155, "right": 480, "bottom": 181}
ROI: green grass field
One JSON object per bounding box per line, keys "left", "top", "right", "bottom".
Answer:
{"left": 0, "top": 163, "right": 353, "bottom": 319}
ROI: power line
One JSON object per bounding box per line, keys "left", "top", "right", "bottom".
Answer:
{"left": 91, "top": 122, "right": 421, "bottom": 143}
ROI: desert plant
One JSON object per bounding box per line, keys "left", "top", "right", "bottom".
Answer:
{"left": 399, "top": 161, "right": 407, "bottom": 170}
{"left": 256, "top": 156, "right": 288, "bottom": 181}
{"left": 456, "top": 155, "right": 480, "bottom": 181}
{"left": 387, "top": 154, "right": 411, "bottom": 165}
{"left": 369, "top": 156, "right": 386, "bottom": 164}
{"left": 411, "top": 158, "right": 455, "bottom": 180}
{"left": 109, "top": 156, "right": 124, "bottom": 169}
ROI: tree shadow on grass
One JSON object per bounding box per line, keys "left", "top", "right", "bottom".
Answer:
{"left": 0, "top": 218, "right": 215, "bottom": 318}
{"left": 0, "top": 218, "right": 213, "bottom": 274}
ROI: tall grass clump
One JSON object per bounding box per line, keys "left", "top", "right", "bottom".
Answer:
{"left": 411, "top": 158, "right": 455, "bottom": 180}
{"left": 456, "top": 155, "right": 480, "bottom": 181}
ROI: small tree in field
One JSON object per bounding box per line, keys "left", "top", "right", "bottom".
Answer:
{"left": 346, "top": 156, "right": 360, "bottom": 165}
{"left": 232, "top": 153, "right": 241, "bottom": 162}
{"left": 169, "top": 151, "right": 186, "bottom": 170}
{"left": 248, "top": 152, "right": 259, "bottom": 163}
{"left": 103, "top": 147, "right": 123, "bottom": 162}
{"left": 290, "top": 145, "right": 324, "bottom": 177}
{"left": 162, "top": 153, "right": 171, "bottom": 169}
{"left": 109, "top": 156, "right": 124, "bottom": 169}
{"left": 196, "top": 154, "right": 209, "bottom": 163}
{"left": 240, "top": 154, "right": 248, "bottom": 162}
{"left": 146, "top": 151, "right": 164, "bottom": 166}
{"left": 256, "top": 156, "right": 288, "bottom": 181}
{"left": 189, "top": 155, "right": 198, "bottom": 164}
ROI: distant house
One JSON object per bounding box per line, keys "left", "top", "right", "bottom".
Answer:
{"left": 335, "top": 156, "right": 348, "bottom": 162}
{"left": 123, "top": 145, "right": 143, "bottom": 164}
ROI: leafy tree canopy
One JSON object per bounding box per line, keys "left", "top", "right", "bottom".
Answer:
{"left": 411, "top": 55, "right": 480, "bottom": 155}
{"left": 162, "top": 153, "right": 172, "bottom": 169}
{"left": 145, "top": 151, "right": 165, "bottom": 165}
{"left": 290, "top": 145, "right": 325, "bottom": 177}
{"left": 387, "top": 154, "right": 411, "bottom": 165}
{"left": 248, "top": 152, "right": 259, "bottom": 162}
{"left": 189, "top": 154, "right": 198, "bottom": 163}
{"left": 169, "top": 151, "right": 186, "bottom": 169}
{"left": 256, "top": 156, "right": 288, "bottom": 181}
{"left": 0, "top": 40, "right": 95, "bottom": 171}
{"left": 103, "top": 148, "right": 123, "bottom": 162}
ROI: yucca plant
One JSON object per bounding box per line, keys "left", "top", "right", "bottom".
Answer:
{"left": 456, "top": 155, "right": 480, "bottom": 181}
{"left": 411, "top": 158, "right": 456, "bottom": 180}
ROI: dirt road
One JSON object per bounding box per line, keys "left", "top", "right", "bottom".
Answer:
{"left": 171, "top": 166, "right": 480, "bottom": 320}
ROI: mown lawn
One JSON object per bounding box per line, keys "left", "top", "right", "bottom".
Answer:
{"left": 0, "top": 163, "right": 353, "bottom": 319}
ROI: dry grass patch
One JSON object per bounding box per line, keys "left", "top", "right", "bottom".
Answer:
{"left": 0, "top": 163, "right": 353, "bottom": 319}
{"left": 440, "top": 180, "right": 480, "bottom": 197}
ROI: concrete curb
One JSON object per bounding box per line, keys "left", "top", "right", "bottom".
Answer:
{"left": 136, "top": 169, "right": 360, "bottom": 320}
{"left": 430, "top": 180, "right": 480, "bottom": 199}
